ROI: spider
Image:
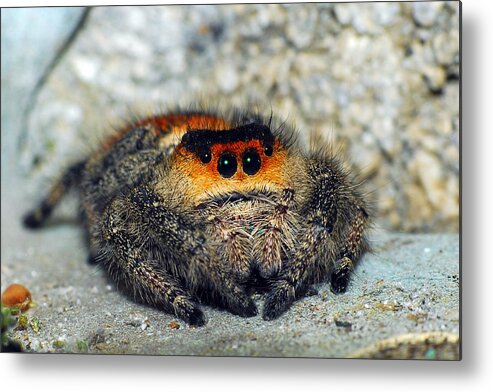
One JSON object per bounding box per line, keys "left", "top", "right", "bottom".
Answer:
{"left": 23, "top": 108, "right": 371, "bottom": 326}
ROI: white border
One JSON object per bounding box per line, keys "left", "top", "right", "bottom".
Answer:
{"left": 2, "top": 0, "right": 492, "bottom": 391}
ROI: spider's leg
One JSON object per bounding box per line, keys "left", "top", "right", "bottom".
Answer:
{"left": 101, "top": 196, "right": 205, "bottom": 326}
{"left": 82, "top": 127, "right": 163, "bottom": 213}
{"left": 129, "top": 186, "right": 258, "bottom": 318}
{"left": 23, "top": 160, "right": 86, "bottom": 228}
{"left": 253, "top": 188, "right": 298, "bottom": 279}
{"left": 262, "top": 223, "right": 327, "bottom": 321}
{"left": 263, "top": 158, "right": 370, "bottom": 321}
{"left": 330, "top": 207, "right": 369, "bottom": 294}
{"left": 82, "top": 126, "right": 165, "bottom": 263}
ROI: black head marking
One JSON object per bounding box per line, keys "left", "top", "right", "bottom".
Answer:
{"left": 181, "top": 122, "right": 275, "bottom": 155}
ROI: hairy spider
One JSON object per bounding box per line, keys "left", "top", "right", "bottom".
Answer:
{"left": 24, "top": 108, "right": 371, "bottom": 326}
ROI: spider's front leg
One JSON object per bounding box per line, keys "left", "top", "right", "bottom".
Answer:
{"left": 129, "top": 186, "right": 258, "bottom": 318}
{"left": 253, "top": 188, "right": 299, "bottom": 279}
{"left": 101, "top": 196, "right": 206, "bottom": 326}
{"left": 262, "top": 159, "right": 370, "bottom": 320}
{"left": 262, "top": 224, "right": 327, "bottom": 321}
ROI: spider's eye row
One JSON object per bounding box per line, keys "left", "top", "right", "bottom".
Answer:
{"left": 218, "top": 153, "right": 237, "bottom": 178}
{"left": 198, "top": 148, "right": 212, "bottom": 163}
{"left": 200, "top": 143, "right": 272, "bottom": 177}
{"left": 242, "top": 149, "right": 261, "bottom": 176}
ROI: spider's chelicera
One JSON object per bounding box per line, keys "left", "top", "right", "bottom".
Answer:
{"left": 24, "top": 109, "right": 371, "bottom": 326}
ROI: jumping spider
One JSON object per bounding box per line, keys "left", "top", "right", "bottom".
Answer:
{"left": 24, "top": 109, "right": 371, "bottom": 326}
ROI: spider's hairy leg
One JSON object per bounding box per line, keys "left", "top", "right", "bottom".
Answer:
{"left": 82, "top": 126, "right": 163, "bottom": 211}
{"left": 263, "top": 157, "right": 370, "bottom": 320}
{"left": 83, "top": 150, "right": 165, "bottom": 263}
{"left": 330, "top": 206, "right": 369, "bottom": 294}
{"left": 207, "top": 214, "right": 252, "bottom": 280}
{"left": 130, "top": 186, "right": 258, "bottom": 318}
{"left": 101, "top": 196, "right": 206, "bottom": 326}
{"left": 84, "top": 151, "right": 165, "bottom": 213}
{"left": 82, "top": 126, "right": 164, "bottom": 262}
{"left": 262, "top": 160, "right": 339, "bottom": 320}
{"left": 253, "top": 188, "right": 298, "bottom": 278}
{"left": 262, "top": 225, "right": 326, "bottom": 321}
{"left": 23, "top": 160, "right": 86, "bottom": 228}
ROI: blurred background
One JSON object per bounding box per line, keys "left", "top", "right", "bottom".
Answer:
{"left": 1, "top": 2, "right": 460, "bottom": 233}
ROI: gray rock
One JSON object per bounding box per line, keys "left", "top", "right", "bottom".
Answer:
{"left": 1, "top": 7, "right": 87, "bottom": 173}
{"left": 433, "top": 30, "right": 460, "bottom": 65}
{"left": 284, "top": 4, "right": 318, "bottom": 49}
{"left": 423, "top": 64, "right": 447, "bottom": 92}
{"left": 412, "top": 2, "right": 444, "bottom": 27}
{"left": 372, "top": 2, "right": 401, "bottom": 27}
{"left": 333, "top": 4, "right": 353, "bottom": 26}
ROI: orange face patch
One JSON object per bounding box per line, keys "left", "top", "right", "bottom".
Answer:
{"left": 102, "top": 113, "right": 290, "bottom": 205}
{"left": 171, "top": 126, "right": 289, "bottom": 204}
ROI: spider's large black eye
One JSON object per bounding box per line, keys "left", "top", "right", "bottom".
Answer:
{"left": 242, "top": 149, "right": 261, "bottom": 176}
{"left": 198, "top": 148, "right": 212, "bottom": 163}
{"left": 217, "top": 153, "right": 237, "bottom": 178}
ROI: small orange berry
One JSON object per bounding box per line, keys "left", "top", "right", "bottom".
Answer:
{"left": 1, "top": 283, "right": 32, "bottom": 312}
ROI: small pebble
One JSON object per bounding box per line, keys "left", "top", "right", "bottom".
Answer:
{"left": 1, "top": 283, "right": 32, "bottom": 312}
{"left": 16, "top": 314, "right": 29, "bottom": 330}
{"left": 412, "top": 2, "right": 443, "bottom": 27}
{"left": 168, "top": 321, "right": 180, "bottom": 330}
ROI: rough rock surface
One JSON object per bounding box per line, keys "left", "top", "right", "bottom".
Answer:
{"left": 2, "top": 3, "right": 460, "bottom": 233}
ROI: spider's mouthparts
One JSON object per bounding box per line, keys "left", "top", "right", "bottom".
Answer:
{"left": 197, "top": 191, "right": 274, "bottom": 209}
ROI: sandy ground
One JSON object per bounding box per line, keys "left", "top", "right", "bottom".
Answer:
{"left": 1, "top": 177, "right": 459, "bottom": 359}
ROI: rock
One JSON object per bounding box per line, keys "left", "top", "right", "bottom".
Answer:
{"left": 433, "top": 30, "right": 460, "bottom": 65}
{"left": 284, "top": 4, "right": 318, "bottom": 49}
{"left": 1, "top": 7, "right": 87, "bottom": 171}
{"left": 333, "top": 4, "right": 353, "bottom": 26}
{"left": 215, "top": 62, "right": 239, "bottom": 93}
{"left": 413, "top": 150, "right": 446, "bottom": 209}
{"left": 372, "top": 2, "right": 400, "bottom": 27}
{"left": 423, "top": 65, "right": 447, "bottom": 92}
{"left": 412, "top": 2, "right": 444, "bottom": 27}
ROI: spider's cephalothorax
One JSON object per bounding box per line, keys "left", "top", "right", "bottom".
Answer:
{"left": 24, "top": 109, "right": 371, "bottom": 326}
